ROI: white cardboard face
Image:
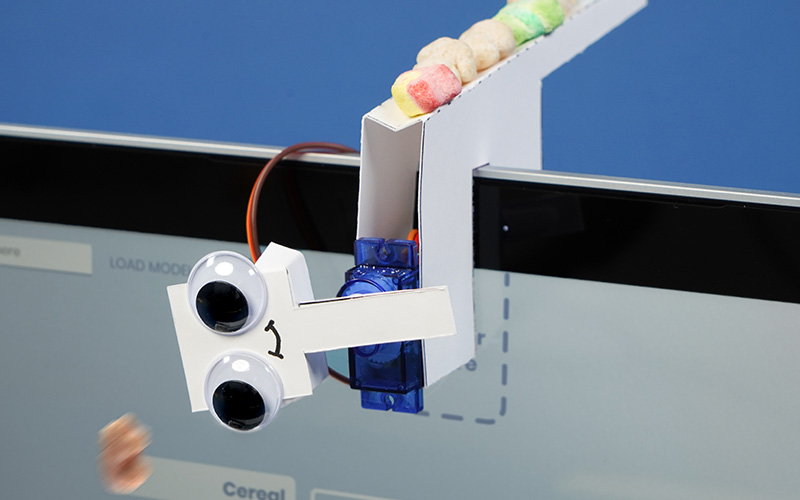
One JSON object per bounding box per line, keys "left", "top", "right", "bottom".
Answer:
{"left": 358, "top": 0, "right": 647, "bottom": 386}
{"left": 168, "top": 244, "right": 457, "bottom": 412}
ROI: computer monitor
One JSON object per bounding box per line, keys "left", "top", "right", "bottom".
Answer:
{"left": 2, "top": 125, "right": 799, "bottom": 499}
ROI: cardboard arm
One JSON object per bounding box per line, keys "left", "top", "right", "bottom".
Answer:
{"left": 296, "top": 287, "right": 456, "bottom": 353}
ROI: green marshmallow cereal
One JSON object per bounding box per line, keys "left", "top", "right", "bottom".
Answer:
{"left": 494, "top": 0, "right": 565, "bottom": 45}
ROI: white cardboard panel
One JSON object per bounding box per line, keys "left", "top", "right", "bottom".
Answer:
{"left": 533, "top": 0, "right": 650, "bottom": 78}
{"left": 417, "top": 76, "right": 544, "bottom": 385}
{"left": 359, "top": 0, "right": 647, "bottom": 386}
{"left": 357, "top": 116, "right": 422, "bottom": 241}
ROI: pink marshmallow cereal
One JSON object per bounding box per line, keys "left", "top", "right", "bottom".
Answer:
{"left": 391, "top": 64, "right": 463, "bottom": 117}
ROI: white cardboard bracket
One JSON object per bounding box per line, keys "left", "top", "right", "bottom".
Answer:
{"left": 168, "top": 244, "right": 456, "bottom": 413}
{"left": 358, "top": 0, "right": 647, "bottom": 386}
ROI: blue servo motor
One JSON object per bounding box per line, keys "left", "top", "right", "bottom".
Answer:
{"left": 337, "top": 237, "right": 424, "bottom": 413}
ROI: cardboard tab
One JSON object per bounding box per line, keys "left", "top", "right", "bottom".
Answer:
{"left": 298, "top": 287, "right": 456, "bottom": 353}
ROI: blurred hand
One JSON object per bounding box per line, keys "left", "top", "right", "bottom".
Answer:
{"left": 97, "top": 413, "right": 153, "bottom": 494}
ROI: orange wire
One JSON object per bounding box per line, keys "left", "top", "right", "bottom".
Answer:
{"left": 245, "top": 141, "right": 358, "bottom": 385}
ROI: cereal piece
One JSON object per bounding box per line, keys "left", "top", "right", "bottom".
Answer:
{"left": 459, "top": 19, "right": 517, "bottom": 70}
{"left": 494, "top": 3, "right": 546, "bottom": 45}
{"left": 509, "top": 0, "right": 575, "bottom": 16}
{"left": 558, "top": 0, "right": 581, "bottom": 16}
{"left": 415, "top": 37, "right": 478, "bottom": 84}
{"left": 511, "top": 0, "right": 580, "bottom": 17}
{"left": 391, "top": 64, "right": 463, "bottom": 117}
{"left": 97, "top": 413, "right": 153, "bottom": 494}
{"left": 459, "top": 31, "right": 500, "bottom": 71}
{"left": 531, "top": 0, "right": 567, "bottom": 31}
{"left": 494, "top": 0, "right": 565, "bottom": 45}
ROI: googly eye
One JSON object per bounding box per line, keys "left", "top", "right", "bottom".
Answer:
{"left": 204, "top": 352, "right": 284, "bottom": 431}
{"left": 187, "top": 251, "right": 267, "bottom": 335}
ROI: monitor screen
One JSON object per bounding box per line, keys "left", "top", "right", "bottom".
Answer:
{"left": 2, "top": 126, "right": 799, "bottom": 500}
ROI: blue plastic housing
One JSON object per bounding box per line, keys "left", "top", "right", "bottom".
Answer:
{"left": 338, "top": 238, "right": 424, "bottom": 413}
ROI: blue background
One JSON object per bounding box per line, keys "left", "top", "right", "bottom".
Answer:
{"left": 2, "top": 1, "right": 798, "bottom": 193}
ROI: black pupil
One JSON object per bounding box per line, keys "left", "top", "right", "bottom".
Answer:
{"left": 196, "top": 281, "right": 249, "bottom": 333}
{"left": 212, "top": 381, "right": 266, "bottom": 431}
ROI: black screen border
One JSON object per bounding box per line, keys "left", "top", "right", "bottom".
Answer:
{"left": 4, "top": 126, "right": 800, "bottom": 304}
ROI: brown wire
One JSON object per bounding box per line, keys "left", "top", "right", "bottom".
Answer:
{"left": 247, "top": 142, "right": 358, "bottom": 262}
